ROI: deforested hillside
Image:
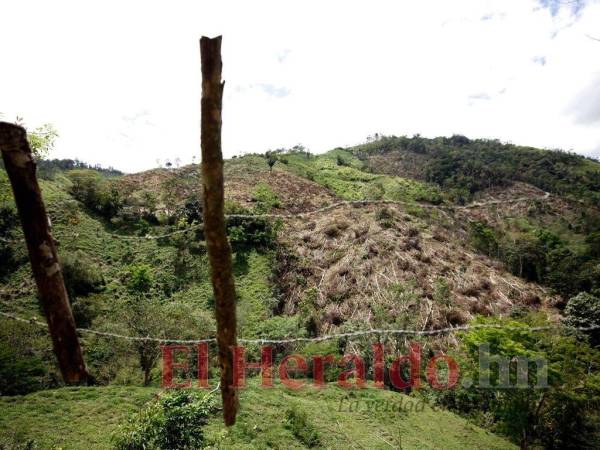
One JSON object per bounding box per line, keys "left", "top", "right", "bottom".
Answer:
{"left": 1, "top": 140, "right": 600, "bottom": 449}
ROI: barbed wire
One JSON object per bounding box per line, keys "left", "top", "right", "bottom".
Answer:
{"left": 2, "top": 310, "right": 597, "bottom": 345}
{"left": 85, "top": 193, "right": 552, "bottom": 241}
{"left": 0, "top": 193, "right": 551, "bottom": 244}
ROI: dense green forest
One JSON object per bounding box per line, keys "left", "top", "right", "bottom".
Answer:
{"left": 351, "top": 134, "right": 600, "bottom": 204}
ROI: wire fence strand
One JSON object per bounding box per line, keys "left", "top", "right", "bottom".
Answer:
{"left": 2, "top": 310, "right": 596, "bottom": 345}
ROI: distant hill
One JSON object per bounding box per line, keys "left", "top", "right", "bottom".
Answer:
{"left": 349, "top": 134, "right": 600, "bottom": 205}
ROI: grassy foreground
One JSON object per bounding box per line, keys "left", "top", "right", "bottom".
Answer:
{"left": 0, "top": 382, "right": 514, "bottom": 449}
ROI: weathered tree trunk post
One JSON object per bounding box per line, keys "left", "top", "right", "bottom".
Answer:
{"left": 0, "top": 122, "right": 89, "bottom": 384}
{"left": 200, "top": 36, "right": 239, "bottom": 426}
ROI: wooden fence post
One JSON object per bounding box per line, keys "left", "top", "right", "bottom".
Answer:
{"left": 0, "top": 122, "right": 89, "bottom": 384}
{"left": 200, "top": 36, "right": 239, "bottom": 426}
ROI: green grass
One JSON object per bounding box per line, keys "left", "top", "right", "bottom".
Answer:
{"left": 0, "top": 383, "right": 515, "bottom": 449}
{"left": 282, "top": 150, "right": 445, "bottom": 204}
{"left": 251, "top": 182, "right": 281, "bottom": 213}
{"left": 0, "top": 386, "right": 156, "bottom": 449}
{"left": 235, "top": 250, "right": 283, "bottom": 338}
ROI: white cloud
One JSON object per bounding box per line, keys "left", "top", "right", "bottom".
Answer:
{"left": 567, "top": 72, "right": 600, "bottom": 125}
{"left": 1, "top": 0, "right": 600, "bottom": 172}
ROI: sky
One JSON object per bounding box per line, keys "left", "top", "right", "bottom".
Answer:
{"left": 1, "top": 0, "right": 600, "bottom": 173}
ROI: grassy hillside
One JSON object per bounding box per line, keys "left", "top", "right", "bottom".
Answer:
{"left": 0, "top": 383, "right": 515, "bottom": 449}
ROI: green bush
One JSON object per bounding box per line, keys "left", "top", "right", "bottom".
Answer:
{"left": 112, "top": 390, "right": 215, "bottom": 450}
{"left": 336, "top": 154, "right": 348, "bottom": 166}
{"left": 265, "top": 151, "right": 278, "bottom": 172}
{"left": 227, "top": 216, "right": 280, "bottom": 251}
{"left": 126, "top": 264, "right": 154, "bottom": 294}
{"left": 112, "top": 299, "right": 215, "bottom": 386}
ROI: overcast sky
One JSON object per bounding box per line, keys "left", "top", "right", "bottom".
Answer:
{"left": 1, "top": 0, "right": 600, "bottom": 172}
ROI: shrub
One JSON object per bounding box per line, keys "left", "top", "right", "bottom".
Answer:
{"left": 445, "top": 308, "right": 468, "bottom": 326}
{"left": 0, "top": 434, "right": 39, "bottom": 449}
{"left": 336, "top": 154, "right": 348, "bottom": 166}
{"left": 68, "top": 170, "right": 103, "bottom": 205}
{"left": 180, "top": 197, "right": 202, "bottom": 224}
{"left": 115, "top": 299, "right": 215, "bottom": 385}
{"left": 323, "top": 219, "right": 349, "bottom": 238}
{"left": 126, "top": 264, "right": 154, "bottom": 294}
{"left": 113, "top": 390, "right": 216, "bottom": 450}
{"left": 364, "top": 181, "right": 385, "bottom": 200}
{"left": 375, "top": 207, "right": 394, "bottom": 228}
{"left": 265, "top": 151, "right": 278, "bottom": 172}
{"left": 227, "top": 216, "right": 279, "bottom": 251}
{"left": 433, "top": 278, "right": 451, "bottom": 305}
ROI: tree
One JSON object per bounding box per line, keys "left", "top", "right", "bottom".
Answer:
{"left": 438, "top": 316, "right": 600, "bottom": 449}
{"left": 265, "top": 151, "right": 277, "bottom": 172}
{"left": 68, "top": 170, "right": 123, "bottom": 219}
{"left": 565, "top": 292, "right": 600, "bottom": 346}
{"left": 27, "top": 123, "right": 58, "bottom": 160}
{"left": 119, "top": 298, "right": 213, "bottom": 386}
{"left": 13, "top": 118, "right": 58, "bottom": 160}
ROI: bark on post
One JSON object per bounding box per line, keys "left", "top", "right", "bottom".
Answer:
{"left": 200, "top": 36, "right": 239, "bottom": 426}
{"left": 0, "top": 122, "right": 89, "bottom": 384}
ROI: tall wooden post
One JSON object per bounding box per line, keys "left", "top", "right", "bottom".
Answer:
{"left": 200, "top": 36, "right": 239, "bottom": 425}
{"left": 0, "top": 122, "right": 89, "bottom": 384}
